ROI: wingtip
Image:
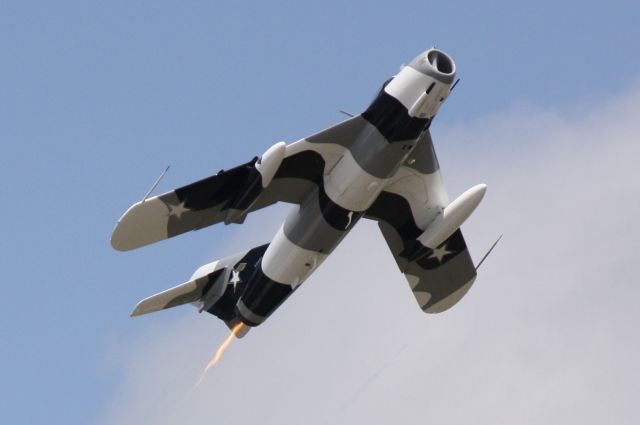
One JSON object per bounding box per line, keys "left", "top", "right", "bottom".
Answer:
{"left": 110, "top": 217, "right": 133, "bottom": 252}
{"left": 109, "top": 198, "right": 171, "bottom": 251}
{"left": 110, "top": 232, "right": 138, "bottom": 252}
{"left": 110, "top": 235, "right": 128, "bottom": 252}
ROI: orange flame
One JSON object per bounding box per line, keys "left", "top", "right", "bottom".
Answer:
{"left": 196, "top": 322, "right": 245, "bottom": 385}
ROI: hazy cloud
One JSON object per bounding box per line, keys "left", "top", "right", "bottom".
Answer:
{"left": 99, "top": 82, "right": 640, "bottom": 425}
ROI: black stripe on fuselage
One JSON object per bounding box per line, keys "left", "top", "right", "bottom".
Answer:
{"left": 275, "top": 151, "right": 362, "bottom": 231}
{"left": 205, "top": 243, "right": 269, "bottom": 321}
{"left": 362, "top": 90, "right": 430, "bottom": 142}
{"left": 236, "top": 264, "right": 294, "bottom": 325}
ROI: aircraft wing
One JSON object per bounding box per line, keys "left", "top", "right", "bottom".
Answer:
{"left": 365, "top": 130, "right": 477, "bottom": 313}
{"left": 111, "top": 116, "right": 360, "bottom": 251}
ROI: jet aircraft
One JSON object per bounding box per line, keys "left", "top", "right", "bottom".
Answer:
{"left": 111, "top": 48, "right": 487, "bottom": 336}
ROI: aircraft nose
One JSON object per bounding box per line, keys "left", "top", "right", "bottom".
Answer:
{"left": 426, "top": 49, "right": 455, "bottom": 75}
{"left": 408, "top": 48, "right": 457, "bottom": 84}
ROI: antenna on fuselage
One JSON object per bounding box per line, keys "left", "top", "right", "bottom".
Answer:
{"left": 339, "top": 110, "right": 355, "bottom": 118}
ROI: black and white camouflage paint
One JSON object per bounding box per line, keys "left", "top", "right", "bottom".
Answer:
{"left": 114, "top": 48, "right": 481, "bottom": 329}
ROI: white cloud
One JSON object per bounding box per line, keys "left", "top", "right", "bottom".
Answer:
{"left": 99, "top": 83, "right": 640, "bottom": 425}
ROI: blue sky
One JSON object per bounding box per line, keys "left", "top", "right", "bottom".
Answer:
{"left": 2, "top": 1, "right": 639, "bottom": 424}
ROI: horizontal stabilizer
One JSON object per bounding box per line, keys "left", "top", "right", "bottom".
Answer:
{"left": 131, "top": 269, "right": 224, "bottom": 317}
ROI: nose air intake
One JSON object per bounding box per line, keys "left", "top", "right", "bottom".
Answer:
{"left": 406, "top": 48, "right": 456, "bottom": 85}
{"left": 427, "top": 50, "right": 454, "bottom": 75}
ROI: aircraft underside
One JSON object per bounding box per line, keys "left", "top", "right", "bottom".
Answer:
{"left": 113, "top": 48, "right": 487, "bottom": 336}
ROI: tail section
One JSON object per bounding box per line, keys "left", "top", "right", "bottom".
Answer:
{"left": 130, "top": 243, "right": 270, "bottom": 337}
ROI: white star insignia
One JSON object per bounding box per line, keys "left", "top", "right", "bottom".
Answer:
{"left": 428, "top": 243, "right": 453, "bottom": 263}
{"left": 230, "top": 270, "right": 242, "bottom": 290}
{"left": 167, "top": 201, "right": 189, "bottom": 219}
